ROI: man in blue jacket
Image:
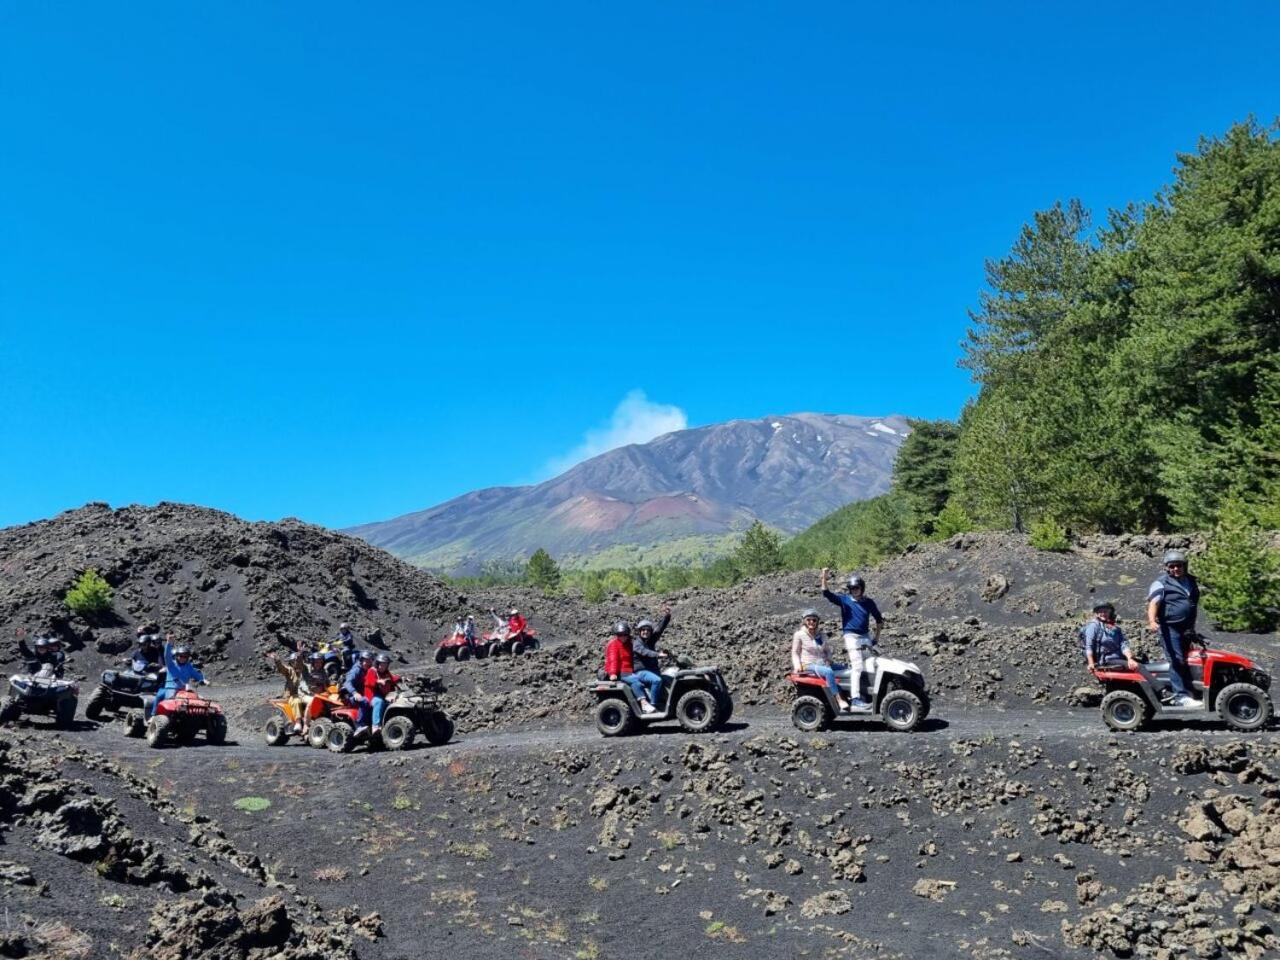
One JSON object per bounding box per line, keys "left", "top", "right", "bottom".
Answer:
{"left": 147, "top": 636, "right": 206, "bottom": 718}
{"left": 821, "top": 568, "right": 884, "bottom": 708}
{"left": 342, "top": 650, "right": 374, "bottom": 734}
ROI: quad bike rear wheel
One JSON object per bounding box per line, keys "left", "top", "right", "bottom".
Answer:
{"left": 327, "top": 721, "right": 355, "bottom": 753}
{"left": 122, "top": 710, "right": 145, "bottom": 738}
{"left": 675, "top": 689, "right": 720, "bottom": 733}
{"left": 206, "top": 715, "right": 227, "bottom": 745}
{"left": 146, "top": 714, "right": 171, "bottom": 748}
{"left": 84, "top": 686, "right": 110, "bottom": 722}
{"left": 475, "top": 644, "right": 488, "bottom": 660}
{"left": 307, "top": 718, "right": 332, "bottom": 749}
{"left": 0, "top": 698, "right": 20, "bottom": 725}
{"left": 434, "top": 648, "right": 449, "bottom": 665}
{"left": 455, "top": 645, "right": 472, "bottom": 662}
{"left": 594, "top": 698, "right": 635, "bottom": 737}
{"left": 1217, "top": 683, "right": 1271, "bottom": 732}
{"left": 880, "top": 689, "right": 923, "bottom": 732}
{"left": 488, "top": 642, "right": 502, "bottom": 658}
{"left": 55, "top": 697, "right": 77, "bottom": 730}
{"left": 423, "top": 713, "right": 454, "bottom": 746}
{"left": 791, "top": 695, "right": 831, "bottom": 732}
{"left": 1101, "top": 690, "right": 1147, "bottom": 732}
{"left": 512, "top": 640, "right": 525, "bottom": 656}
{"left": 381, "top": 715, "right": 416, "bottom": 751}
{"left": 264, "top": 715, "right": 288, "bottom": 746}
{"left": 715, "top": 690, "right": 734, "bottom": 725}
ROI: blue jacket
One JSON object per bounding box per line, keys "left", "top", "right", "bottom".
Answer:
{"left": 822, "top": 590, "right": 883, "bottom": 636}
{"left": 342, "top": 662, "right": 368, "bottom": 699}
{"left": 163, "top": 642, "right": 205, "bottom": 689}
{"left": 1081, "top": 621, "right": 1130, "bottom": 663}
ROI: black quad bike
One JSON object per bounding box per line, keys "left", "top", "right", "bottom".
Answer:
{"left": 592, "top": 655, "right": 734, "bottom": 737}
{"left": 84, "top": 663, "right": 164, "bottom": 722}
{"left": 326, "top": 675, "right": 456, "bottom": 753}
{"left": 1, "top": 665, "right": 79, "bottom": 729}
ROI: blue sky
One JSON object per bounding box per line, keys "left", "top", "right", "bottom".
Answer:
{"left": 3, "top": 2, "right": 1277, "bottom": 530}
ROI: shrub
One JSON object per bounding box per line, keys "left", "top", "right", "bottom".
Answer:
{"left": 1198, "top": 496, "right": 1280, "bottom": 631}
{"left": 64, "top": 568, "right": 114, "bottom": 618}
{"left": 582, "top": 577, "right": 606, "bottom": 604}
{"left": 1028, "top": 517, "right": 1070, "bottom": 552}
{"left": 932, "top": 499, "right": 976, "bottom": 539}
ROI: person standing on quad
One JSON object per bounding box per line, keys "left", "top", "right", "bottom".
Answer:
{"left": 149, "top": 637, "right": 205, "bottom": 719}
{"left": 18, "top": 635, "right": 66, "bottom": 676}
{"left": 1147, "top": 550, "right": 1201, "bottom": 706}
{"left": 631, "top": 605, "right": 673, "bottom": 674}
{"left": 791, "top": 609, "right": 851, "bottom": 713}
{"left": 364, "top": 653, "right": 401, "bottom": 736}
{"left": 604, "top": 622, "right": 660, "bottom": 714}
{"left": 342, "top": 650, "right": 374, "bottom": 734}
{"left": 335, "top": 623, "right": 357, "bottom": 670}
{"left": 820, "top": 569, "right": 883, "bottom": 708}
{"left": 265, "top": 651, "right": 308, "bottom": 735}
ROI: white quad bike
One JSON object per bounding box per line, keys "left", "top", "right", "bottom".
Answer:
{"left": 592, "top": 654, "right": 734, "bottom": 737}
{"left": 788, "top": 649, "right": 930, "bottom": 732}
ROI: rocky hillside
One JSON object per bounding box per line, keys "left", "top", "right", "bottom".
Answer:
{"left": 346, "top": 413, "right": 909, "bottom": 572}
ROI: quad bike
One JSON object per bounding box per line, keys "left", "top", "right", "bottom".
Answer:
{"left": 84, "top": 662, "right": 164, "bottom": 721}
{"left": 1092, "top": 636, "right": 1272, "bottom": 732}
{"left": 0, "top": 664, "right": 79, "bottom": 729}
{"left": 434, "top": 631, "right": 488, "bottom": 664}
{"left": 592, "top": 654, "right": 734, "bottom": 737}
{"left": 263, "top": 684, "right": 347, "bottom": 746}
{"left": 788, "top": 651, "right": 930, "bottom": 733}
{"left": 325, "top": 675, "right": 454, "bottom": 753}
{"left": 486, "top": 627, "right": 540, "bottom": 658}
{"left": 123, "top": 683, "right": 228, "bottom": 748}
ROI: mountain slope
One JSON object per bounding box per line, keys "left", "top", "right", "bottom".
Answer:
{"left": 347, "top": 413, "right": 909, "bottom": 570}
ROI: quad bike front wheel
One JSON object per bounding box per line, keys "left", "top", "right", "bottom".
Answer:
{"left": 206, "top": 715, "right": 228, "bottom": 745}
{"left": 0, "top": 698, "right": 20, "bottom": 725}
{"left": 55, "top": 697, "right": 77, "bottom": 730}
{"left": 455, "top": 645, "right": 472, "bottom": 662}
{"left": 122, "top": 710, "right": 145, "bottom": 738}
{"left": 1217, "top": 683, "right": 1271, "bottom": 732}
{"left": 791, "top": 695, "right": 831, "bottom": 732}
{"left": 675, "top": 689, "right": 720, "bottom": 733}
{"left": 422, "top": 712, "right": 454, "bottom": 746}
{"left": 880, "top": 689, "right": 924, "bottom": 732}
{"left": 434, "top": 648, "right": 449, "bottom": 664}
{"left": 511, "top": 641, "right": 525, "bottom": 656}
{"left": 594, "top": 698, "right": 635, "bottom": 737}
{"left": 84, "top": 686, "right": 110, "bottom": 722}
{"left": 146, "top": 714, "right": 171, "bottom": 748}
{"left": 381, "top": 716, "right": 416, "bottom": 751}
{"left": 327, "top": 721, "right": 355, "bottom": 753}
{"left": 1101, "top": 690, "right": 1147, "bottom": 732}
{"left": 488, "top": 642, "right": 502, "bottom": 658}
{"left": 307, "top": 718, "right": 332, "bottom": 749}
{"left": 264, "top": 715, "right": 288, "bottom": 746}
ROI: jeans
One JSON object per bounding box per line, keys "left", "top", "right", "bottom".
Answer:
{"left": 1159, "top": 622, "right": 1194, "bottom": 699}
{"left": 371, "top": 696, "right": 388, "bottom": 727}
{"left": 843, "top": 633, "right": 875, "bottom": 702}
{"left": 622, "top": 670, "right": 663, "bottom": 706}
{"left": 147, "top": 683, "right": 179, "bottom": 719}
{"left": 806, "top": 663, "right": 841, "bottom": 697}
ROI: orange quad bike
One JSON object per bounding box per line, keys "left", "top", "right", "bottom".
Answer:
{"left": 263, "top": 684, "right": 346, "bottom": 748}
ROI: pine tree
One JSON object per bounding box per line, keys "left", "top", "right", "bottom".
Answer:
{"left": 1198, "top": 496, "right": 1280, "bottom": 631}
{"left": 524, "top": 548, "right": 562, "bottom": 592}
{"left": 733, "top": 521, "right": 784, "bottom": 577}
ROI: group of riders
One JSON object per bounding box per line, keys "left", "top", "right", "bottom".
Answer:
{"left": 448, "top": 607, "right": 529, "bottom": 653}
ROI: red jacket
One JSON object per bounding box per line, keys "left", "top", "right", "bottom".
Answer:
{"left": 508, "top": 615, "right": 527, "bottom": 635}
{"left": 364, "top": 668, "right": 400, "bottom": 700}
{"left": 604, "top": 635, "right": 634, "bottom": 677}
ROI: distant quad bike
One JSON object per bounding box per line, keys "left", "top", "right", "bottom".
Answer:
{"left": 0, "top": 664, "right": 79, "bottom": 729}
{"left": 788, "top": 653, "right": 930, "bottom": 733}
{"left": 84, "top": 663, "right": 164, "bottom": 722}
{"left": 1092, "top": 637, "right": 1272, "bottom": 733}
{"left": 593, "top": 655, "right": 734, "bottom": 737}
{"left": 263, "top": 684, "right": 345, "bottom": 747}
{"left": 434, "top": 631, "right": 488, "bottom": 664}
{"left": 325, "top": 675, "right": 455, "bottom": 753}
{"left": 123, "top": 684, "right": 228, "bottom": 748}
{"left": 486, "top": 627, "right": 540, "bottom": 658}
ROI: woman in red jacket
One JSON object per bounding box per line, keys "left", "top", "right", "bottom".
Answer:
{"left": 604, "top": 622, "right": 660, "bottom": 713}
{"left": 364, "top": 653, "right": 400, "bottom": 735}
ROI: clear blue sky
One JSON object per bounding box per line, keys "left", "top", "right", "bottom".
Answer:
{"left": 3, "top": 2, "right": 1277, "bottom": 530}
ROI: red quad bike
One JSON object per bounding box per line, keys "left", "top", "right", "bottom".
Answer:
{"left": 126, "top": 684, "right": 228, "bottom": 748}
{"left": 1092, "top": 637, "right": 1273, "bottom": 732}
{"left": 787, "top": 651, "right": 930, "bottom": 734}
{"left": 486, "top": 627, "right": 540, "bottom": 658}
{"left": 434, "top": 631, "right": 488, "bottom": 664}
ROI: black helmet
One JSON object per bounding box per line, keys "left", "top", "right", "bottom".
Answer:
{"left": 1093, "top": 602, "right": 1116, "bottom": 619}
{"left": 358, "top": 650, "right": 374, "bottom": 662}
{"left": 847, "top": 575, "right": 865, "bottom": 590}
{"left": 613, "top": 621, "right": 631, "bottom": 637}
{"left": 375, "top": 653, "right": 391, "bottom": 665}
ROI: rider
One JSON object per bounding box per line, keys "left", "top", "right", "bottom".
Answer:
{"left": 148, "top": 636, "right": 205, "bottom": 719}
{"left": 506, "top": 608, "right": 528, "bottom": 640}
{"left": 342, "top": 650, "right": 374, "bottom": 735}
{"left": 364, "top": 653, "right": 401, "bottom": 736}
{"left": 1082, "top": 603, "right": 1139, "bottom": 672}
{"left": 604, "top": 622, "right": 660, "bottom": 714}
{"left": 265, "top": 650, "right": 308, "bottom": 734}
{"left": 820, "top": 568, "right": 883, "bottom": 708}
{"left": 791, "top": 608, "right": 851, "bottom": 713}
{"left": 335, "top": 623, "right": 357, "bottom": 669}
{"left": 1147, "top": 549, "right": 1201, "bottom": 706}
{"left": 18, "top": 635, "right": 66, "bottom": 676}
{"left": 631, "top": 605, "right": 673, "bottom": 674}
{"left": 453, "top": 614, "right": 478, "bottom": 654}
{"left": 130, "top": 627, "right": 165, "bottom": 675}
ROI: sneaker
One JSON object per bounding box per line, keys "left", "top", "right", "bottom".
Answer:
{"left": 848, "top": 698, "right": 869, "bottom": 709}
{"left": 371, "top": 726, "right": 381, "bottom": 736}
{"left": 290, "top": 722, "right": 302, "bottom": 734}
{"left": 1177, "top": 695, "right": 1201, "bottom": 707}
{"left": 354, "top": 725, "right": 370, "bottom": 737}
{"left": 639, "top": 700, "right": 656, "bottom": 714}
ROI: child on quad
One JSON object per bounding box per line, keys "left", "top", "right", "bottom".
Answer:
{"left": 148, "top": 637, "right": 206, "bottom": 719}
{"left": 791, "top": 609, "right": 851, "bottom": 713}
{"left": 364, "top": 653, "right": 401, "bottom": 736}
{"left": 821, "top": 568, "right": 883, "bottom": 707}
{"left": 604, "top": 622, "right": 661, "bottom": 714}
